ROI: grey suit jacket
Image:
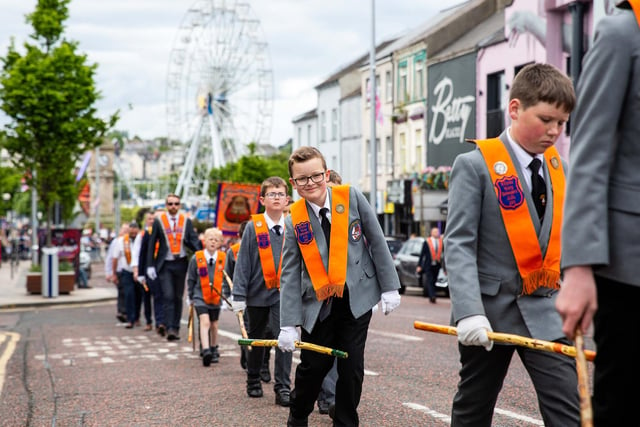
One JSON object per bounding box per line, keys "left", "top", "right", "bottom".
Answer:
{"left": 279, "top": 186, "right": 400, "bottom": 334}
{"left": 444, "top": 133, "right": 566, "bottom": 341}
{"left": 562, "top": 5, "right": 640, "bottom": 287}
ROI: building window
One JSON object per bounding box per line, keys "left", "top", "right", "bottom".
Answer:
{"left": 487, "top": 71, "right": 505, "bottom": 138}
{"left": 414, "top": 61, "right": 424, "bottom": 100}
{"left": 385, "top": 70, "right": 392, "bottom": 102}
{"left": 386, "top": 136, "right": 393, "bottom": 174}
{"left": 297, "top": 127, "right": 302, "bottom": 146}
{"left": 331, "top": 108, "right": 338, "bottom": 141}
{"left": 376, "top": 138, "right": 382, "bottom": 174}
{"left": 307, "top": 124, "right": 312, "bottom": 144}
{"left": 399, "top": 132, "right": 407, "bottom": 172}
{"left": 415, "top": 128, "right": 423, "bottom": 171}
{"left": 398, "top": 60, "right": 408, "bottom": 103}
{"left": 366, "top": 139, "right": 371, "bottom": 175}
{"left": 320, "top": 111, "right": 326, "bottom": 142}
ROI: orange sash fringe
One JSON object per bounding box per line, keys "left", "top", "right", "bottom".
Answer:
{"left": 290, "top": 185, "right": 350, "bottom": 301}
{"left": 161, "top": 213, "right": 185, "bottom": 255}
{"left": 195, "top": 250, "right": 226, "bottom": 305}
{"left": 251, "top": 214, "right": 282, "bottom": 290}
{"left": 475, "top": 138, "right": 564, "bottom": 295}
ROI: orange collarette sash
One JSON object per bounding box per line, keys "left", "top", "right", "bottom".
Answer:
{"left": 427, "top": 237, "right": 443, "bottom": 262}
{"left": 123, "top": 234, "right": 132, "bottom": 265}
{"left": 230, "top": 242, "right": 240, "bottom": 259}
{"left": 195, "top": 250, "right": 226, "bottom": 305}
{"left": 290, "top": 185, "right": 350, "bottom": 301}
{"left": 252, "top": 214, "right": 282, "bottom": 290}
{"left": 161, "top": 213, "right": 185, "bottom": 255}
{"left": 630, "top": 0, "right": 640, "bottom": 27}
{"left": 143, "top": 229, "right": 160, "bottom": 258}
{"left": 475, "top": 138, "right": 564, "bottom": 295}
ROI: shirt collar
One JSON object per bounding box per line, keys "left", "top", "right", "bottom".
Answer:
{"left": 264, "top": 213, "right": 285, "bottom": 231}
{"left": 204, "top": 249, "right": 217, "bottom": 264}
{"left": 506, "top": 127, "right": 545, "bottom": 172}
{"left": 308, "top": 191, "right": 332, "bottom": 220}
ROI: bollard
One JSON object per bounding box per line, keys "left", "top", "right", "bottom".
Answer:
{"left": 41, "top": 247, "right": 59, "bottom": 298}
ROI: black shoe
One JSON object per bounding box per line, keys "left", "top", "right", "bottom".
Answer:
{"left": 125, "top": 322, "right": 134, "bottom": 329}
{"left": 157, "top": 324, "right": 166, "bottom": 337}
{"left": 211, "top": 346, "right": 220, "bottom": 363}
{"left": 260, "top": 369, "right": 271, "bottom": 383}
{"left": 116, "top": 313, "right": 126, "bottom": 323}
{"left": 317, "top": 400, "right": 330, "bottom": 414}
{"left": 328, "top": 404, "right": 335, "bottom": 420}
{"left": 287, "top": 413, "right": 308, "bottom": 427}
{"left": 430, "top": 297, "right": 437, "bottom": 304}
{"left": 167, "top": 330, "right": 179, "bottom": 341}
{"left": 275, "top": 389, "right": 291, "bottom": 407}
{"left": 202, "top": 349, "right": 213, "bottom": 367}
{"left": 246, "top": 378, "right": 263, "bottom": 398}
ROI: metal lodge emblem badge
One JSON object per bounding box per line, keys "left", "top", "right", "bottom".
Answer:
{"left": 550, "top": 157, "right": 559, "bottom": 169}
{"left": 256, "top": 221, "right": 263, "bottom": 227}
{"left": 494, "top": 161, "right": 508, "bottom": 175}
{"left": 336, "top": 204, "right": 345, "bottom": 214}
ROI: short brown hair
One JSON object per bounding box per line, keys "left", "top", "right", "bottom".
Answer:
{"left": 328, "top": 170, "right": 342, "bottom": 185}
{"left": 165, "top": 193, "right": 181, "bottom": 203}
{"left": 509, "top": 63, "right": 575, "bottom": 112}
{"left": 288, "top": 146, "right": 327, "bottom": 178}
{"left": 260, "top": 176, "right": 288, "bottom": 196}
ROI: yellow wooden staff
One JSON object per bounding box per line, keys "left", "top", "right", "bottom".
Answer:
{"left": 223, "top": 270, "right": 251, "bottom": 350}
{"left": 574, "top": 329, "right": 593, "bottom": 427}
{"left": 413, "top": 321, "right": 596, "bottom": 362}
{"left": 238, "top": 339, "right": 348, "bottom": 359}
{"left": 187, "top": 304, "right": 195, "bottom": 352}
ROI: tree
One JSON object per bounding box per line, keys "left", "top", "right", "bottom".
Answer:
{"left": 0, "top": 0, "right": 118, "bottom": 245}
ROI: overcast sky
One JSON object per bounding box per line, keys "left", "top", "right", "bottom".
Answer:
{"left": 0, "top": 0, "right": 462, "bottom": 147}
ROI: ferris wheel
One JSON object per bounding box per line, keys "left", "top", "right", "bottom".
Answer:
{"left": 166, "top": 0, "right": 274, "bottom": 202}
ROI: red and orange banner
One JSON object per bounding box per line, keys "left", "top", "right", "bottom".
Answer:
{"left": 215, "top": 182, "right": 261, "bottom": 236}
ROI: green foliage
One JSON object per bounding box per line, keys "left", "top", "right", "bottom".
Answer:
{"left": 0, "top": 0, "right": 118, "bottom": 243}
{"left": 29, "top": 263, "right": 42, "bottom": 273}
{"left": 59, "top": 261, "right": 73, "bottom": 271}
{"left": 208, "top": 143, "right": 291, "bottom": 196}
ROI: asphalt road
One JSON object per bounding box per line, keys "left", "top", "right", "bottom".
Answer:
{"left": 0, "top": 286, "right": 593, "bottom": 426}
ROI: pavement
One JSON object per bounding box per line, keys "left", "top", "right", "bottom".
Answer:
{"left": 0, "top": 258, "right": 116, "bottom": 309}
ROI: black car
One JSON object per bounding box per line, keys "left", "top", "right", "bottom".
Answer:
{"left": 393, "top": 237, "right": 448, "bottom": 296}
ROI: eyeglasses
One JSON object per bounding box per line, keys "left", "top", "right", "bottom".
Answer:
{"left": 292, "top": 172, "right": 325, "bottom": 186}
{"left": 265, "top": 192, "right": 287, "bottom": 199}
{"left": 166, "top": 202, "right": 180, "bottom": 206}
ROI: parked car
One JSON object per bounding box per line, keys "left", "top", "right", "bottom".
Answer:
{"left": 385, "top": 236, "right": 404, "bottom": 259}
{"left": 393, "top": 237, "right": 448, "bottom": 296}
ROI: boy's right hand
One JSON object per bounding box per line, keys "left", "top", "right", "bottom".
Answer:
{"left": 278, "top": 326, "right": 299, "bottom": 352}
{"left": 146, "top": 267, "right": 157, "bottom": 280}
{"left": 457, "top": 315, "right": 493, "bottom": 351}
{"left": 232, "top": 300, "right": 246, "bottom": 313}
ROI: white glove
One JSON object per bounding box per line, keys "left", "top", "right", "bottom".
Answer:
{"left": 233, "top": 299, "right": 246, "bottom": 313}
{"left": 278, "top": 326, "right": 299, "bottom": 352}
{"left": 372, "top": 302, "right": 379, "bottom": 313}
{"left": 146, "top": 267, "right": 157, "bottom": 280}
{"left": 220, "top": 301, "right": 228, "bottom": 311}
{"left": 380, "top": 290, "right": 401, "bottom": 315}
{"left": 138, "top": 275, "right": 146, "bottom": 284}
{"left": 457, "top": 315, "right": 494, "bottom": 351}
{"left": 185, "top": 296, "right": 192, "bottom": 307}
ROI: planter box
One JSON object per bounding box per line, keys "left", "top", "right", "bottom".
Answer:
{"left": 26, "top": 272, "right": 75, "bottom": 294}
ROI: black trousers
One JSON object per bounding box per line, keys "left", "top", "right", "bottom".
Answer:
{"left": 593, "top": 276, "right": 640, "bottom": 427}
{"left": 290, "top": 288, "right": 372, "bottom": 426}
{"left": 158, "top": 258, "right": 188, "bottom": 332}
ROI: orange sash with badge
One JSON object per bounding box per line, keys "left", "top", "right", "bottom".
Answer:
{"left": 290, "top": 185, "right": 350, "bottom": 301}
{"left": 251, "top": 214, "right": 283, "bottom": 290}
{"left": 475, "top": 138, "right": 564, "bottom": 295}
{"left": 427, "top": 237, "right": 443, "bottom": 262}
{"left": 230, "top": 242, "right": 240, "bottom": 259}
{"left": 195, "top": 250, "right": 226, "bottom": 305}
{"left": 161, "top": 214, "right": 185, "bottom": 255}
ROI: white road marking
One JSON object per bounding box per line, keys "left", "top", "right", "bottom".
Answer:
{"left": 0, "top": 332, "right": 20, "bottom": 393}
{"left": 402, "top": 402, "right": 451, "bottom": 423}
{"left": 368, "top": 328, "right": 423, "bottom": 342}
{"left": 402, "top": 402, "right": 544, "bottom": 425}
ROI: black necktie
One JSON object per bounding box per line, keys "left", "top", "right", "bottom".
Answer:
{"left": 529, "top": 158, "right": 546, "bottom": 220}
{"left": 273, "top": 225, "right": 281, "bottom": 236}
{"left": 319, "top": 208, "right": 331, "bottom": 245}
{"left": 318, "top": 207, "right": 332, "bottom": 321}
{"left": 209, "top": 257, "right": 213, "bottom": 267}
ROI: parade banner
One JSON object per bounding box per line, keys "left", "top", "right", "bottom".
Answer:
{"left": 215, "top": 182, "right": 261, "bottom": 236}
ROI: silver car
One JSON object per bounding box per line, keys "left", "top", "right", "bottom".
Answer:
{"left": 393, "top": 237, "right": 448, "bottom": 296}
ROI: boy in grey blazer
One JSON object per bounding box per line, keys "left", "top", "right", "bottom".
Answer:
{"left": 445, "top": 64, "right": 579, "bottom": 426}
{"left": 278, "top": 146, "right": 400, "bottom": 427}
{"left": 557, "top": 2, "right": 640, "bottom": 425}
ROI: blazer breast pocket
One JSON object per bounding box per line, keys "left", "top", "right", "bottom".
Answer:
{"left": 478, "top": 272, "right": 501, "bottom": 296}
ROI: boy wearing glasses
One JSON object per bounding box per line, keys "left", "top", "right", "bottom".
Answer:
{"left": 232, "top": 177, "right": 293, "bottom": 407}
{"left": 278, "top": 146, "right": 401, "bottom": 426}
{"left": 145, "top": 194, "right": 201, "bottom": 341}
